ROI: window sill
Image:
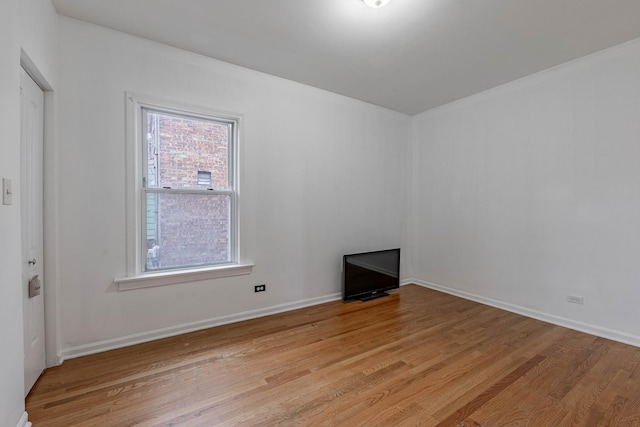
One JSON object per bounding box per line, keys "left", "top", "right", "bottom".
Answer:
{"left": 115, "top": 263, "right": 254, "bottom": 291}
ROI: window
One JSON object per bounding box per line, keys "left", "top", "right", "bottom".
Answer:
{"left": 143, "top": 107, "right": 236, "bottom": 271}
{"left": 197, "top": 171, "right": 212, "bottom": 186}
{"left": 118, "top": 94, "right": 252, "bottom": 290}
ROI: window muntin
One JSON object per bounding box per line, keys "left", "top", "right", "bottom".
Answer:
{"left": 140, "top": 106, "right": 237, "bottom": 272}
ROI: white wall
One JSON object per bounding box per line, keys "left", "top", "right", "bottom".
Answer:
{"left": 0, "top": 0, "right": 57, "bottom": 425}
{"left": 55, "top": 18, "right": 410, "bottom": 353}
{"left": 410, "top": 38, "right": 640, "bottom": 344}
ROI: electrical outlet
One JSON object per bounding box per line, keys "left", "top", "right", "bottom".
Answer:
{"left": 254, "top": 284, "right": 266, "bottom": 293}
{"left": 566, "top": 295, "right": 584, "bottom": 305}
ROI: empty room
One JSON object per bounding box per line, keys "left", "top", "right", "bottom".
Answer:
{"left": 3, "top": 0, "right": 640, "bottom": 425}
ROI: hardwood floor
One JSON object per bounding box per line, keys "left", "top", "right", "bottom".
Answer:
{"left": 26, "top": 284, "right": 640, "bottom": 426}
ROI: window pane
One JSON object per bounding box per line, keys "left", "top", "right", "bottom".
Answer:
{"left": 145, "top": 192, "right": 231, "bottom": 271}
{"left": 146, "top": 110, "right": 230, "bottom": 191}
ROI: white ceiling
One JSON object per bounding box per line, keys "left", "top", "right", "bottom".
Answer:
{"left": 51, "top": 0, "right": 640, "bottom": 115}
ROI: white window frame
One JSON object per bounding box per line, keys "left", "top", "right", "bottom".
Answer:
{"left": 115, "top": 93, "right": 252, "bottom": 291}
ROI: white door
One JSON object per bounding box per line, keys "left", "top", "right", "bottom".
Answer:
{"left": 21, "top": 68, "right": 45, "bottom": 397}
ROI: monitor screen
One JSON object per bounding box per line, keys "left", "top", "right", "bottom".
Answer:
{"left": 343, "top": 248, "right": 400, "bottom": 301}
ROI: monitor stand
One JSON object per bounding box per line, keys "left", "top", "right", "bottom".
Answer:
{"left": 358, "top": 291, "right": 389, "bottom": 302}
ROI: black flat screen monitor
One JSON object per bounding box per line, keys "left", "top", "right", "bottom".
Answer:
{"left": 343, "top": 248, "right": 400, "bottom": 301}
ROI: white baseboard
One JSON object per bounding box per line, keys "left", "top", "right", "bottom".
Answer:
{"left": 407, "top": 278, "right": 640, "bottom": 348}
{"left": 60, "top": 292, "right": 342, "bottom": 361}
{"left": 16, "top": 412, "right": 31, "bottom": 427}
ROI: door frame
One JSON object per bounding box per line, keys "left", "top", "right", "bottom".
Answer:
{"left": 20, "top": 50, "right": 61, "bottom": 368}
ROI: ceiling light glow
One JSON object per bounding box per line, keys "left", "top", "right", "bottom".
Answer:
{"left": 363, "top": 0, "right": 391, "bottom": 8}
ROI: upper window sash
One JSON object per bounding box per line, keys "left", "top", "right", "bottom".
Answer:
{"left": 141, "top": 107, "right": 235, "bottom": 192}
